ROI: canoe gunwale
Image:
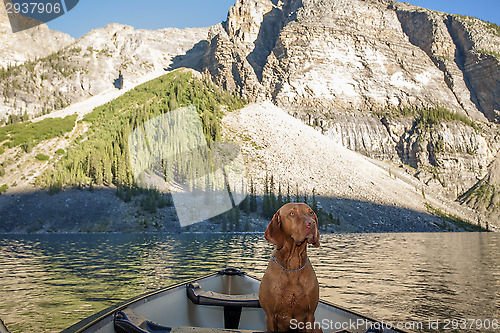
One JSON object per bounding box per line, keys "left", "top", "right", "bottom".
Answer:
{"left": 60, "top": 271, "right": 219, "bottom": 333}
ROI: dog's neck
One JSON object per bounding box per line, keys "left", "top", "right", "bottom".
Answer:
{"left": 273, "top": 238, "right": 308, "bottom": 271}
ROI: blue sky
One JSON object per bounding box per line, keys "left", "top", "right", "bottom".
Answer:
{"left": 47, "top": 0, "right": 500, "bottom": 39}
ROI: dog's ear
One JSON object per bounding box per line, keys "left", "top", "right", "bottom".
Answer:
{"left": 311, "top": 226, "right": 320, "bottom": 248}
{"left": 264, "top": 211, "right": 284, "bottom": 250}
{"left": 308, "top": 211, "right": 320, "bottom": 248}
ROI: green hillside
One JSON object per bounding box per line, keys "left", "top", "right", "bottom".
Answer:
{"left": 38, "top": 69, "right": 246, "bottom": 191}
{"left": 0, "top": 115, "right": 77, "bottom": 150}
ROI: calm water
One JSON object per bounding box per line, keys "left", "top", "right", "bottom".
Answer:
{"left": 0, "top": 233, "right": 499, "bottom": 332}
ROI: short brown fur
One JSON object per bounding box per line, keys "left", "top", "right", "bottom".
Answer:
{"left": 259, "top": 203, "right": 322, "bottom": 332}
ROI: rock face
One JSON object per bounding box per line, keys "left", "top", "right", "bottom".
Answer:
{"left": 321, "top": 113, "right": 495, "bottom": 194}
{"left": 63, "top": 23, "right": 210, "bottom": 96}
{"left": 203, "top": 0, "right": 500, "bottom": 118}
{"left": 0, "top": 0, "right": 74, "bottom": 68}
{"left": 460, "top": 154, "right": 500, "bottom": 224}
{"left": 394, "top": 4, "right": 500, "bottom": 123}
{"left": 446, "top": 16, "right": 500, "bottom": 123}
{"left": 202, "top": 0, "right": 500, "bottom": 217}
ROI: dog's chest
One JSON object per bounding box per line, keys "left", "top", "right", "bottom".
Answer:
{"left": 269, "top": 269, "right": 318, "bottom": 306}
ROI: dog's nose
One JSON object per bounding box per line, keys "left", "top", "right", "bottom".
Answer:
{"left": 305, "top": 219, "right": 316, "bottom": 229}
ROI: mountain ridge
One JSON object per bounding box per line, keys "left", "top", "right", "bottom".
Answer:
{"left": 0, "top": 21, "right": 210, "bottom": 122}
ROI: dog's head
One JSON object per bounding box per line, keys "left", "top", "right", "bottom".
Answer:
{"left": 264, "top": 203, "right": 320, "bottom": 250}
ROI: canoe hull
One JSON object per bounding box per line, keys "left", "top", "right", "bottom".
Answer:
{"left": 62, "top": 268, "right": 409, "bottom": 333}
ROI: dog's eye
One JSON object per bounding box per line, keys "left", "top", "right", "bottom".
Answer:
{"left": 289, "top": 212, "right": 295, "bottom": 216}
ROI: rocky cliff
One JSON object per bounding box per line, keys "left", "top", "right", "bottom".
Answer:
{"left": 459, "top": 154, "right": 500, "bottom": 224}
{"left": 203, "top": 0, "right": 499, "bottom": 118}
{"left": 201, "top": 0, "right": 500, "bottom": 219}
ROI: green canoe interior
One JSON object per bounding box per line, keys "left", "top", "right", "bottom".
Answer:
{"left": 63, "top": 271, "right": 407, "bottom": 333}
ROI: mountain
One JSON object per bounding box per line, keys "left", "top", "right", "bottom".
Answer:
{"left": 0, "top": 69, "right": 250, "bottom": 233}
{"left": 0, "top": 21, "right": 210, "bottom": 122}
{"left": 222, "top": 100, "right": 484, "bottom": 231}
{"left": 200, "top": 0, "right": 500, "bottom": 220}
{"left": 0, "top": 0, "right": 74, "bottom": 68}
{"left": 0, "top": 0, "right": 499, "bottom": 229}
{"left": 0, "top": 69, "right": 486, "bottom": 232}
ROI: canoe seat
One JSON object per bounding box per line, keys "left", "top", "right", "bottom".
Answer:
{"left": 186, "top": 282, "right": 260, "bottom": 330}
{"left": 114, "top": 307, "right": 172, "bottom": 333}
{"left": 114, "top": 308, "right": 267, "bottom": 333}
{"left": 186, "top": 282, "right": 260, "bottom": 308}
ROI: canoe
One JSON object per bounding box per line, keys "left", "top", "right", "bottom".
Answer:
{"left": 61, "top": 267, "right": 410, "bottom": 333}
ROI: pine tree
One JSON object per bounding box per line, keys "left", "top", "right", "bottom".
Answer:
{"left": 286, "top": 184, "right": 291, "bottom": 204}
{"left": 241, "top": 196, "right": 250, "bottom": 214}
{"left": 222, "top": 216, "right": 227, "bottom": 232}
{"left": 312, "top": 188, "right": 318, "bottom": 212}
{"left": 244, "top": 217, "right": 250, "bottom": 232}
{"left": 142, "top": 191, "right": 157, "bottom": 213}
{"left": 269, "top": 175, "right": 277, "bottom": 213}
{"left": 249, "top": 178, "right": 257, "bottom": 212}
{"left": 116, "top": 187, "right": 124, "bottom": 199}
{"left": 233, "top": 208, "right": 241, "bottom": 231}
{"left": 157, "top": 194, "right": 166, "bottom": 208}
{"left": 263, "top": 174, "right": 271, "bottom": 218}
{"left": 124, "top": 188, "right": 132, "bottom": 202}
{"left": 277, "top": 183, "right": 283, "bottom": 209}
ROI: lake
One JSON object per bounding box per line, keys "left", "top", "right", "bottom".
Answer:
{"left": 0, "top": 233, "right": 499, "bottom": 332}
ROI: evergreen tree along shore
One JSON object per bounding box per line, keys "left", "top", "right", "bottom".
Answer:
{"left": 38, "top": 69, "right": 246, "bottom": 192}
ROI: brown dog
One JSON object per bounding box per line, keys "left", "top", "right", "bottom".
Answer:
{"left": 259, "top": 203, "right": 321, "bottom": 332}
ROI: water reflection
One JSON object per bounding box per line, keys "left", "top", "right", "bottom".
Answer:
{"left": 0, "top": 233, "right": 498, "bottom": 333}
{"left": 312, "top": 233, "right": 500, "bottom": 330}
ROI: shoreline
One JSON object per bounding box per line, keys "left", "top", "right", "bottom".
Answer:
{"left": 0, "top": 186, "right": 493, "bottom": 233}
{"left": 0, "top": 230, "right": 493, "bottom": 236}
